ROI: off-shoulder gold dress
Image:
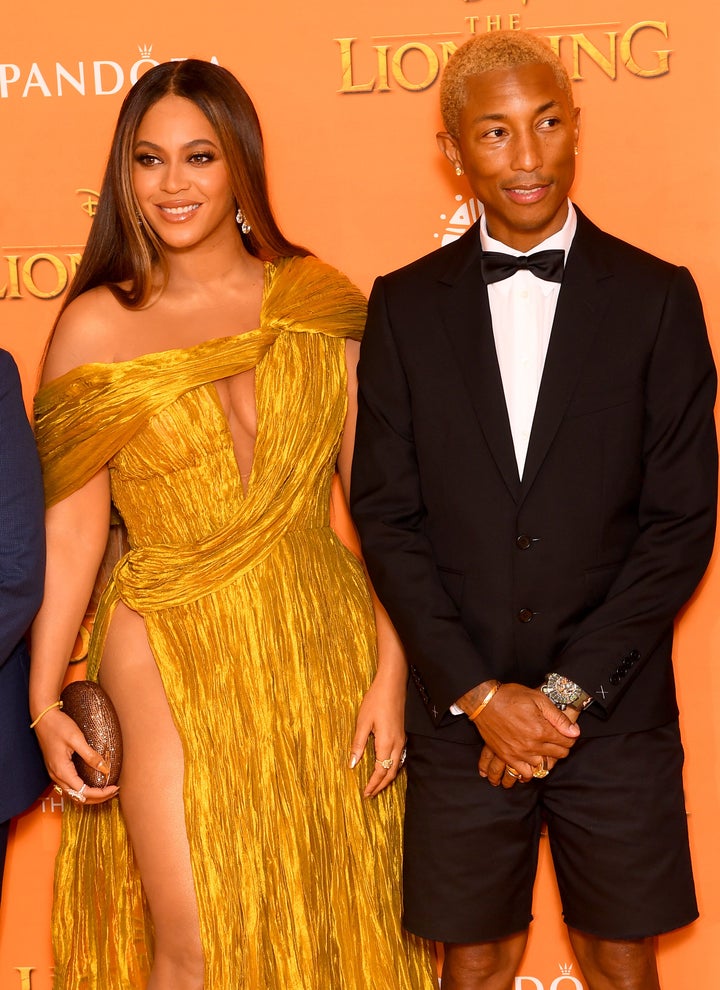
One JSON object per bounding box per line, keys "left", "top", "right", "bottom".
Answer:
{"left": 34, "top": 256, "right": 436, "bottom": 990}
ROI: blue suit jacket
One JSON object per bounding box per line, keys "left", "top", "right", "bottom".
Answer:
{"left": 0, "top": 349, "right": 48, "bottom": 822}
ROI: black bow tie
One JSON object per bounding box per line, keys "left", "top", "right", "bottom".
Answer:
{"left": 480, "top": 249, "right": 565, "bottom": 285}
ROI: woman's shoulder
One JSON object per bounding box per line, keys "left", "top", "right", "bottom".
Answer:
{"left": 273, "top": 254, "right": 361, "bottom": 292}
{"left": 42, "top": 285, "right": 127, "bottom": 385}
{"left": 265, "top": 255, "right": 366, "bottom": 341}
{"left": 270, "top": 254, "right": 366, "bottom": 309}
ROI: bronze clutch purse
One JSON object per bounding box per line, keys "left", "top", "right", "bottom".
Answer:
{"left": 60, "top": 680, "right": 123, "bottom": 788}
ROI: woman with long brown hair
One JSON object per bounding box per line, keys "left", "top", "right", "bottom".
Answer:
{"left": 30, "top": 59, "right": 435, "bottom": 990}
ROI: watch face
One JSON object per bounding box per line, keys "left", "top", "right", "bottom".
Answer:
{"left": 546, "top": 674, "right": 582, "bottom": 705}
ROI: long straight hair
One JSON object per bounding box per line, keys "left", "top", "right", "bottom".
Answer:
{"left": 58, "top": 59, "right": 308, "bottom": 316}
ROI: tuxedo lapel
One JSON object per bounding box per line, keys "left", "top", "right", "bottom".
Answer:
{"left": 520, "top": 211, "right": 614, "bottom": 498}
{"left": 436, "top": 223, "right": 522, "bottom": 502}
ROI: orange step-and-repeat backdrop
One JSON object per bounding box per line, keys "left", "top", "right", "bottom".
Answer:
{"left": 1, "top": 2, "right": 719, "bottom": 988}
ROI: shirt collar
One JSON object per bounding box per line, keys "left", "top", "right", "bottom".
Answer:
{"left": 479, "top": 200, "right": 577, "bottom": 258}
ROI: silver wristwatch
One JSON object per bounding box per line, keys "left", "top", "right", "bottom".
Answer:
{"left": 541, "top": 672, "right": 593, "bottom": 713}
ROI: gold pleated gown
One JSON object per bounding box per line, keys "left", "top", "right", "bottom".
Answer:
{"left": 34, "top": 256, "right": 436, "bottom": 990}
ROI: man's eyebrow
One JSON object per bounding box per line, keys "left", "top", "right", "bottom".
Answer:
{"left": 469, "top": 99, "right": 563, "bottom": 126}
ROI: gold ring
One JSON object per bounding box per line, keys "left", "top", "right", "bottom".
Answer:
{"left": 53, "top": 785, "right": 63, "bottom": 796}
{"left": 532, "top": 758, "right": 550, "bottom": 779}
{"left": 504, "top": 765, "right": 522, "bottom": 780}
{"left": 375, "top": 757, "right": 393, "bottom": 770}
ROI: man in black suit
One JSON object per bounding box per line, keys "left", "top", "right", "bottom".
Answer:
{"left": 0, "top": 348, "right": 48, "bottom": 902}
{"left": 351, "top": 31, "right": 717, "bottom": 990}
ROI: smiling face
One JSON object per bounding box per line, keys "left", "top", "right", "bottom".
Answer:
{"left": 132, "top": 94, "right": 237, "bottom": 250}
{"left": 438, "top": 62, "right": 580, "bottom": 252}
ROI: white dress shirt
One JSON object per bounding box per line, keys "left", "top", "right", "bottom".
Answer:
{"left": 481, "top": 201, "right": 577, "bottom": 478}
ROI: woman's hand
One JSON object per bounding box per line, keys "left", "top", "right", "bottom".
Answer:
{"left": 338, "top": 345, "right": 409, "bottom": 797}
{"left": 34, "top": 707, "right": 119, "bottom": 805}
{"left": 349, "top": 669, "right": 407, "bottom": 799}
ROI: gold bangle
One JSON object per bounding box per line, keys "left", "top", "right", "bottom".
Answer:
{"left": 467, "top": 681, "right": 502, "bottom": 722}
{"left": 30, "top": 700, "right": 63, "bottom": 729}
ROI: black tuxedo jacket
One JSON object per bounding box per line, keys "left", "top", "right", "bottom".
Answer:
{"left": 0, "top": 349, "right": 49, "bottom": 821}
{"left": 351, "top": 209, "right": 717, "bottom": 743}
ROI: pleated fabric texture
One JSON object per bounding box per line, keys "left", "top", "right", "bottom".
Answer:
{"left": 35, "top": 256, "right": 437, "bottom": 990}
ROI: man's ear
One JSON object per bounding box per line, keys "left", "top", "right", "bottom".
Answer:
{"left": 437, "top": 131, "right": 463, "bottom": 172}
{"left": 572, "top": 106, "right": 581, "bottom": 148}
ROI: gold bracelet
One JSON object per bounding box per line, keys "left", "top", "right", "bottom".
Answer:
{"left": 29, "top": 699, "right": 63, "bottom": 730}
{"left": 467, "top": 681, "right": 502, "bottom": 722}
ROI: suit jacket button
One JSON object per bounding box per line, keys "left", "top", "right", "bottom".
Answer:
{"left": 516, "top": 534, "right": 532, "bottom": 550}
{"left": 518, "top": 608, "right": 534, "bottom": 623}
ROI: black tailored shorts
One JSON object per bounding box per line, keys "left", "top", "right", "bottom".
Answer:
{"left": 402, "top": 720, "right": 697, "bottom": 943}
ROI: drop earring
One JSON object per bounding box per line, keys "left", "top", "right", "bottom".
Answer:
{"left": 574, "top": 146, "right": 579, "bottom": 156}
{"left": 136, "top": 211, "right": 143, "bottom": 227}
{"left": 236, "top": 207, "right": 252, "bottom": 235}
{"left": 455, "top": 164, "right": 464, "bottom": 177}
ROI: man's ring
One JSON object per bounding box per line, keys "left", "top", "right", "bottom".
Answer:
{"left": 504, "top": 765, "right": 523, "bottom": 780}
{"left": 532, "top": 758, "right": 550, "bottom": 779}
{"left": 53, "top": 785, "right": 63, "bottom": 796}
{"left": 375, "top": 757, "right": 393, "bottom": 770}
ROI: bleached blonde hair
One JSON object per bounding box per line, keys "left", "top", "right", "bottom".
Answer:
{"left": 440, "top": 31, "right": 575, "bottom": 137}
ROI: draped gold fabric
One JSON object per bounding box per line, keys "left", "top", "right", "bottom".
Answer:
{"left": 35, "top": 256, "right": 436, "bottom": 990}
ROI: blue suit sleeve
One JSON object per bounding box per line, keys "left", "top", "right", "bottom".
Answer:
{"left": 0, "top": 349, "right": 46, "bottom": 667}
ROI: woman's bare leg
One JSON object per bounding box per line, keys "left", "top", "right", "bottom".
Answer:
{"left": 100, "top": 603, "right": 204, "bottom": 990}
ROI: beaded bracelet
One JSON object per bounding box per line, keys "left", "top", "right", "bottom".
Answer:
{"left": 467, "top": 681, "right": 502, "bottom": 722}
{"left": 29, "top": 699, "right": 63, "bottom": 730}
